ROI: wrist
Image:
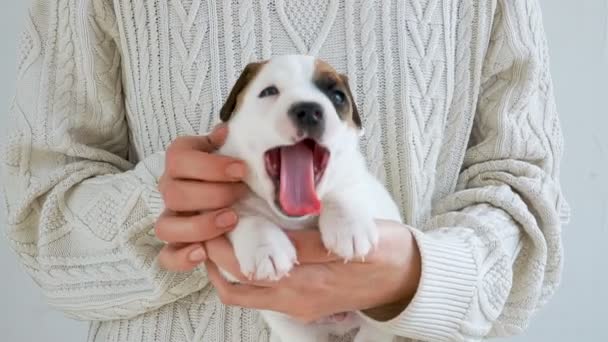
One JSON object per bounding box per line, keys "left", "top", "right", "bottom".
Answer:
{"left": 364, "top": 224, "right": 421, "bottom": 321}
{"left": 401, "top": 229, "right": 421, "bottom": 301}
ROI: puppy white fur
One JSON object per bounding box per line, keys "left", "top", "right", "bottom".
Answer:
{"left": 216, "top": 55, "right": 402, "bottom": 342}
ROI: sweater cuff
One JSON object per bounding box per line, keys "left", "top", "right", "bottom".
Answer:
{"left": 145, "top": 186, "right": 164, "bottom": 219}
{"left": 135, "top": 151, "right": 166, "bottom": 219}
{"left": 360, "top": 228, "right": 478, "bottom": 341}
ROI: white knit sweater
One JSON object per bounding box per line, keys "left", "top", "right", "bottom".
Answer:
{"left": 2, "top": 0, "right": 570, "bottom": 341}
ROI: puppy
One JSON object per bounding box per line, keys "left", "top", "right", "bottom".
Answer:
{"left": 216, "top": 55, "right": 401, "bottom": 342}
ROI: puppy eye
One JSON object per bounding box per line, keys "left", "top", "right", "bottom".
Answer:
{"left": 331, "top": 90, "right": 346, "bottom": 105}
{"left": 259, "top": 86, "right": 279, "bottom": 98}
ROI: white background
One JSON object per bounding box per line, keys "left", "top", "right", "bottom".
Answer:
{"left": 1, "top": 1, "right": 607, "bottom": 341}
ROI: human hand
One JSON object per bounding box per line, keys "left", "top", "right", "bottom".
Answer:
{"left": 156, "top": 125, "right": 249, "bottom": 271}
{"left": 204, "top": 220, "right": 421, "bottom": 323}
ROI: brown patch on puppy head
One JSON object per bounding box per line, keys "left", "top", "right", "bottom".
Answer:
{"left": 220, "top": 61, "right": 267, "bottom": 122}
{"left": 312, "top": 59, "right": 362, "bottom": 129}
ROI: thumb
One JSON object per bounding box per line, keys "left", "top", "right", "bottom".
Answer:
{"left": 203, "top": 123, "right": 229, "bottom": 151}
{"left": 286, "top": 230, "right": 341, "bottom": 264}
{"left": 169, "top": 124, "right": 229, "bottom": 153}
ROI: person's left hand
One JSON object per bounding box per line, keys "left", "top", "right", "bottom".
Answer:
{"left": 204, "top": 220, "right": 421, "bottom": 323}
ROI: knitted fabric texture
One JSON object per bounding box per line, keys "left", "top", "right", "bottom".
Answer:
{"left": 2, "top": 0, "right": 569, "bottom": 341}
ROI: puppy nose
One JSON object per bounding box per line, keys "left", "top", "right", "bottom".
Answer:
{"left": 288, "top": 102, "right": 324, "bottom": 128}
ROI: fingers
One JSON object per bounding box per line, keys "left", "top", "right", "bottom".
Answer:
{"left": 204, "top": 237, "right": 243, "bottom": 278}
{"left": 165, "top": 124, "right": 247, "bottom": 182}
{"left": 205, "top": 261, "right": 276, "bottom": 310}
{"left": 160, "top": 180, "right": 248, "bottom": 212}
{"left": 158, "top": 243, "right": 206, "bottom": 272}
{"left": 286, "top": 230, "right": 341, "bottom": 264}
{"left": 169, "top": 124, "right": 228, "bottom": 152}
{"left": 155, "top": 209, "right": 238, "bottom": 243}
{"left": 204, "top": 237, "right": 277, "bottom": 287}
{"left": 165, "top": 148, "right": 247, "bottom": 182}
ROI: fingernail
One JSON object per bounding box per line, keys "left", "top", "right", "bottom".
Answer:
{"left": 215, "top": 210, "right": 238, "bottom": 228}
{"left": 189, "top": 247, "right": 206, "bottom": 262}
{"left": 226, "top": 163, "right": 246, "bottom": 179}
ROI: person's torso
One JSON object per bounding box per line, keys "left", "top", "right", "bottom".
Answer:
{"left": 92, "top": 1, "right": 492, "bottom": 341}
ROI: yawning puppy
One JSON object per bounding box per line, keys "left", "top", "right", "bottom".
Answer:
{"left": 216, "top": 55, "right": 401, "bottom": 342}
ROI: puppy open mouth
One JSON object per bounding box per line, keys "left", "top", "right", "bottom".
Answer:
{"left": 264, "top": 139, "right": 330, "bottom": 217}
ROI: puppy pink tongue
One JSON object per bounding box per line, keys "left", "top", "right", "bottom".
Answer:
{"left": 279, "top": 142, "right": 321, "bottom": 216}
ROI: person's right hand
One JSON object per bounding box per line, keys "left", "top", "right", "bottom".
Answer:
{"left": 156, "top": 124, "right": 248, "bottom": 272}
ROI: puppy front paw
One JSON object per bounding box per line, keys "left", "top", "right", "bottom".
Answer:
{"left": 319, "top": 203, "right": 379, "bottom": 261}
{"left": 245, "top": 238, "right": 297, "bottom": 281}
{"left": 230, "top": 218, "right": 298, "bottom": 281}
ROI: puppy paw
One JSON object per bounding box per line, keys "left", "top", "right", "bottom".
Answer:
{"left": 245, "top": 238, "right": 297, "bottom": 281}
{"left": 230, "top": 219, "right": 298, "bottom": 281}
{"left": 319, "top": 204, "right": 378, "bottom": 261}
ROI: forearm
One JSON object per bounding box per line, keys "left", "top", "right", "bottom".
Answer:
{"left": 359, "top": 0, "right": 567, "bottom": 339}
{"left": 4, "top": 150, "right": 208, "bottom": 320}
{"left": 2, "top": 0, "right": 209, "bottom": 320}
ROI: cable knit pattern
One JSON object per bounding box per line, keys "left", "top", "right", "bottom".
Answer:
{"left": 2, "top": 0, "right": 568, "bottom": 341}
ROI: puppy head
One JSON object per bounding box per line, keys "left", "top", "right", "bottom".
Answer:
{"left": 219, "top": 55, "right": 361, "bottom": 219}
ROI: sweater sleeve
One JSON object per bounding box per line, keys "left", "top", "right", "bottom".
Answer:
{"left": 2, "top": 0, "right": 208, "bottom": 321}
{"left": 360, "top": 0, "right": 569, "bottom": 340}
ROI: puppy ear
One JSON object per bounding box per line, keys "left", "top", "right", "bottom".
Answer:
{"left": 219, "top": 61, "right": 266, "bottom": 122}
{"left": 339, "top": 74, "right": 362, "bottom": 129}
